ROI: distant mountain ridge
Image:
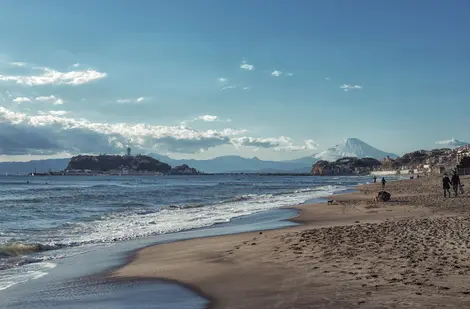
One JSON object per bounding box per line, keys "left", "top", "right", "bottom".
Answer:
{"left": 313, "top": 138, "right": 398, "bottom": 162}
{"left": 0, "top": 138, "right": 401, "bottom": 174}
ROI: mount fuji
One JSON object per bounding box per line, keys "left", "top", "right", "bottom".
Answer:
{"left": 313, "top": 138, "right": 398, "bottom": 162}
{"left": 435, "top": 138, "right": 469, "bottom": 149}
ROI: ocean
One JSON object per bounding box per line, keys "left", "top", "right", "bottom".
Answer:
{"left": 0, "top": 174, "right": 378, "bottom": 293}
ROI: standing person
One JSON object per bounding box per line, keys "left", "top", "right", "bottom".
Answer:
{"left": 381, "top": 177, "right": 386, "bottom": 189}
{"left": 443, "top": 173, "right": 451, "bottom": 198}
{"left": 373, "top": 175, "right": 377, "bottom": 183}
{"left": 451, "top": 171, "right": 461, "bottom": 197}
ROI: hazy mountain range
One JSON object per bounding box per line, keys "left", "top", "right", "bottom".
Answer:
{"left": 1, "top": 138, "right": 465, "bottom": 174}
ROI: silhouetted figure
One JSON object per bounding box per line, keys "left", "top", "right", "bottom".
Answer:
{"left": 451, "top": 171, "right": 461, "bottom": 197}
{"left": 381, "top": 177, "right": 386, "bottom": 189}
{"left": 443, "top": 173, "right": 451, "bottom": 198}
{"left": 373, "top": 175, "right": 377, "bottom": 183}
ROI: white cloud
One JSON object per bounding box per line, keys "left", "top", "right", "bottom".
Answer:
{"left": 13, "top": 97, "right": 32, "bottom": 103}
{"left": 232, "top": 136, "right": 319, "bottom": 152}
{"left": 35, "top": 95, "right": 64, "bottom": 105}
{"left": 340, "top": 84, "right": 362, "bottom": 91}
{"left": 220, "top": 85, "right": 237, "bottom": 91}
{"left": 48, "top": 110, "right": 69, "bottom": 116}
{"left": 280, "top": 139, "right": 319, "bottom": 151}
{"left": 117, "top": 97, "right": 147, "bottom": 104}
{"left": 217, "top": 77, "right": 227, "bottom": 83}
{"left": 0, "top": 67, "right": 106, "bottom": 86}
{"left": 325, "top": 77, "right": 331, "bottom": 81}
{"left": 0, "top": 107, "right": 248, "bottom": 154}
{"left": 271, "top": 70, "right": 282, "bottom": 77}
{"left": 243, "top": 87, "right": 250, "bottom": 91}
{"left": 197, "top": 115, "right": 218, "bottom": 122}
{"left": 10, "top": 62, "right": 27, "bottom": 67}
{"left": 287, "top": 73, "right": 294, "bottom": 76}
{"left": 240, "top": 62, "right": 254, "bottom": 71}
{"left": 72, "top": 63, "right": 80, "bottom": 68}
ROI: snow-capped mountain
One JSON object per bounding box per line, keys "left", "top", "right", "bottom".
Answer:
{"left": 435, "top": 138, "right": 469, "bottom": 149}
{"left": 314, "top": 138, "right": 398, "bottom": 162}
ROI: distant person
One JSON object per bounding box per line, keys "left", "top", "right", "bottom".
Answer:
{"left": 381, "top": 177, "right": 386, "bottom": 189}
{"left": 451, "top": 171, "right": 461, "bottom": 197}
{"left": 373, "top": 175, "right": 377, "bottom": 183}
{"left": 443, "top": 173, "right": 452, "bottom": 198}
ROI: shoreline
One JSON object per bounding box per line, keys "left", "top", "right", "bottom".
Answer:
{"left": 113, "top": 176, "right": 470, "bottom": 308}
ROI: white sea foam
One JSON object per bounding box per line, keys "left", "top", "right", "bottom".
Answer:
{"left": 54, "top": 184, "right": 346, "bottom": 246}
{"left": 0, "top": 262, "right": 56, "bottom": 291}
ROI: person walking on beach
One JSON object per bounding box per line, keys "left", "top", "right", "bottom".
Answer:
{"left": 381, "top": 177, "right": 386, "bottom": 189}
{"left": 443, "top": 173, "right": 451, "bottom": 198}
{"left": 451, "top": 171, "right": 461, "bottom": 197}
{"left": 373, "top": 175, "right": 377, "bottom": 183}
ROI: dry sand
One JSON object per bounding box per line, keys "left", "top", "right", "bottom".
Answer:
{"left": 113, "top": 176, "right": 470, "bottom": 308}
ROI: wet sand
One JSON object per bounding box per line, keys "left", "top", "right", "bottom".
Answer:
{"left": 114, "top": 176, "right": 470, "bottom": 308}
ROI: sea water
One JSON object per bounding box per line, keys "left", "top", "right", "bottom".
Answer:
{"left": 0, "top": 174, "right": 375, "bottom": 291}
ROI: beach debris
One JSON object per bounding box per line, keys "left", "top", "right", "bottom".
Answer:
{"left": 327, "top": 200, "right": 337, "bottom": 205}
{"left": 375, "top": 191, "right": 391, "bottom": 202}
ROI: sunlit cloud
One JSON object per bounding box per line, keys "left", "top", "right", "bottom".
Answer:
{"left": 0, "top": 66, "right": 107, "bottom": 86}
{"left": 13, "top": 97, "right": 32, "bottom": 103}
{"left": 117, "top": 97, "right": 147, "bottom": 104}
{"left": 271, "top": 70, "right": 282, "bottom": 77}
{"left": 220, "top": 85, "right": 237, "bottom": 91}
{"left": 10, "top": 62, "right": 27, "bottom": 67}
{"left": 35, "top": 95, "right": 64, "bottom": 105}
{"left": 240, "top": 61, "right": 254, "bottom": 71}
{"left": 340, "top": 84, "right": 362, "bottom": 91}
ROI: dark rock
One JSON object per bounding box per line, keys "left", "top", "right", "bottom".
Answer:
{"left": 170, "top": 164, "right": 199, "bottom": 175}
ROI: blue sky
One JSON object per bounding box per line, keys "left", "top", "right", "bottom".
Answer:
{"left": 0, "top": 0, "right": 469, "bottom": 161}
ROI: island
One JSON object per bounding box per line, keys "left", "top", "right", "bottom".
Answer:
{"left": 63, "top": 154, "right": 200, "bottom": 176}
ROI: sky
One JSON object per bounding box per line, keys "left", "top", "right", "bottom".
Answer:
{"left": 0, "top": 0, "right": 469, "bottom": 162}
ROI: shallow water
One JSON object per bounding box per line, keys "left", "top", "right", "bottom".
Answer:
{"left": 0, "top": 174, "right": 392, "bottom": 299}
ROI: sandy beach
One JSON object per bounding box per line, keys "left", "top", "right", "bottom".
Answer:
{"left": 113, "top": 176, "right": 470, "bottom": 308}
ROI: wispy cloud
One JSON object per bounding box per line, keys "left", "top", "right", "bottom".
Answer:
{"left": 232, "top": 136, "right": 319, "bottom": 152}
{"left": 13, "top": 97, "right": 32, "bottom": 103}
{"left": 35, "top": 95, "right": 64, "bottom": 105}
{"left": 182, "top": 114, "right": 232, "bottom": 125}
{"left": 220, "top": 85, "right": 237, "bottom": 91}
{"left": 0, "top": 66, "right": 107, "bottom": 86}
{"left": 271, "top": 70, "right": 282, "bottom": 77}
{"left": 325, "top": 77, "right": 331, "bottom": 81}
{"left": 48, "top": 110, "right": 69, "bottom": 116}
{"left": 10, "top": 62, "right": 27, "bottom": 67}
{"left": 287, "top": 73, "right": 294, "bottom": 76}
{"left": 72, "top": 63, "right": 80, "bottom": 68}
{"left": 340, "top": 84, "right": 362, "bottom": 91}
{"left": 240, "top": 61, "right": 254, "bottom": 71}
{"left": 197, "top": 115, "right": 218, "bottom": 122}
{"left": 117, "top": 97, "right": 147, "bottom": 104}
{"left": 217, "top": 77, "right": 227, "bottom": 83}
